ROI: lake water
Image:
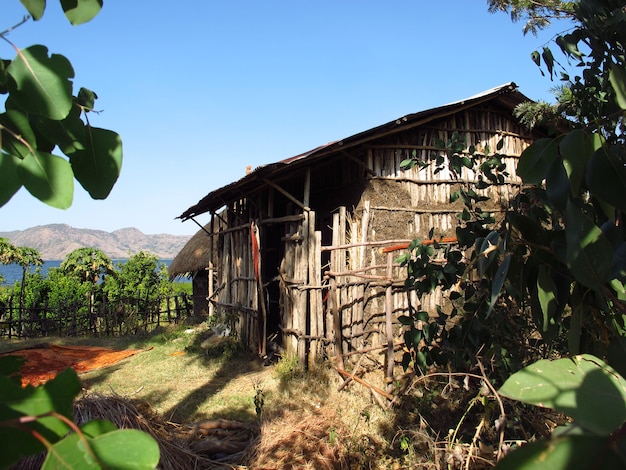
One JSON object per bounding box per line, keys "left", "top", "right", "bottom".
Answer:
{"left": 0, "top": 259, "right": 175, "bottom": 286}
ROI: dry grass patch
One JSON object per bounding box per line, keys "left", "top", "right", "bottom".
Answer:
{"left": 2, "top": 324, "right": 563, "bottom": 469}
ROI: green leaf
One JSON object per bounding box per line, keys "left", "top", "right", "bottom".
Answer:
{"left": 32, "top": 105, "right": 86, "bottom": 156}
{"left": 0, "top": 153, "right": 23, "bottom": 206}
{"left": 17, "top": 151, "right": 74, "bottom": 208}
{"left": 20, "top": 0, "right": 46, "bottom": 20}
{"left": 400, "top": 158, "right": 415, "bottom": 170}
{"left": 61, "top": 0, "right": 103, "bottom": 25}
{"left": 0, "top": 355, "right": 25, "bottom": 379}
{"left": 517, "top": 138, "right": 559, "bottom": 184}
{"left": 90, "top": 429, "right": 160, "bottom": 469}
{"left": 555, "top": 33, "right": 584, "bottom": 60}
{"left": 495, "top": 435, "right": 625, "bottom": 470}
{"left": 487, "top": 254, "right": 511, "bottom": 318}
{"left": 80, "top": 419, "right": 119, "bottom": 438}
{"left": 0, "top": 368, "right": 82, "bottom": 468}
{"left": 587, "top": 145, "right": 626, "bottom": 213}
{"left": 0, "top": 110, "right": 38, "bottom": 159}
{"left": 531, "top": 50, "right": 541, "bottom": 66}
{"left": 609, "top": 63, "right": 626, "bottom": 110}
{"left": 564, "top": 201, "right": 612, "bottom": 291}
{"left": 7, "top": 45, "right": 74, "bottom": 120}
{"left": 43, "top": 432, "right": 100, "bottom": 470}
{"left": 43, "top": 420, "right": 155, "bottom": 470}
{"left": 69, "top": 127, "right": 123, "bottom": 199}
{"left": 43, "top": 368, "right": 83, "bottom": 419}
{"left": 559, "top": 129, "right": 593, "bottom": 195}
{"left": 568, "top": 302, "right": 583, "bottom": 355}
{"left": 477, "top": 231, "right": 500, "bottom": 277}
{"left": 76, "top": 87, "right": 98, "bottom": 111}
{"left": 499, "top": 354, "right": 626, "bottom": 435}
{"left": 416, "top": 311, "right": 429, "bottom": 322}
{"left": 542, "top": 47, "right": 555, "bottom": 79}
{"left": 537, "top": 266, "right": 557, "bottom": 333}
{"left": 511, "top": 214, "right": 548, "bottom": 246}
{"left": 545, "top": 158, "right": 569, "bottom": 211}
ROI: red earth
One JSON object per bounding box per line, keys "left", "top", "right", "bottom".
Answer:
{"left": 0, "top": 343, "right": 144, "bottom": 387}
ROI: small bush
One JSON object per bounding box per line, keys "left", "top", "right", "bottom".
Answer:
{"left": 273, "top": 354, "right": 301, "bottom": 382}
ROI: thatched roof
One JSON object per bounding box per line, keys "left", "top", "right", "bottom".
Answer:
{"left": 167, "top": 223, "right": 212, "bottom": 278}
{"left": 177, "top": 82, "right": 530, "bottom": 221}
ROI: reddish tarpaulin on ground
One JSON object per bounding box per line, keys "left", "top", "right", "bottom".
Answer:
{"left": 0, "top": 344, "right": 143, "bottom": 387}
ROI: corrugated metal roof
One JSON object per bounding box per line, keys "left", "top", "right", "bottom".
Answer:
{"left": 178, "top": 82, "right": 529, "bottom": 221}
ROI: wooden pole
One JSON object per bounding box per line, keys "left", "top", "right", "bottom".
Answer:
{"left": 338, "top": 207, "right": 348, "bottom": 352}
{"left": 296, "top": 212, "right": 309, "bottom": 368}
{"left": 308, "top": 211, "right": 319, "bottom": 368}
{"left": 250, "top": 221, "right": 267, "bottom": 356}
{"left": 208, "top": 212, "right": 215, "bottom": 317}
{"left": 329, "top": 276, "right": 344, "bottom": 371}
{"left": 385, "top": 251, "right": 394, "bottom": 396}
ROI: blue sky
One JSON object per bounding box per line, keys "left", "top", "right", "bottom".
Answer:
{"left": 1, "top": 1, "right": 568, "bottom": 236}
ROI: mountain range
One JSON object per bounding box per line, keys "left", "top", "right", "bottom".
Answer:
{"left": 0, "top": 224, "right": 192, "bottom": 260}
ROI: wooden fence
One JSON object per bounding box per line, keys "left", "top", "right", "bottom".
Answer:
{"left": 0, "top": 293, "right": 194, "bottom": 339}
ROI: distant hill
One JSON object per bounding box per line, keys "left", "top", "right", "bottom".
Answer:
{"left": 0, "top": 224, "right": 192, "bottom": 260}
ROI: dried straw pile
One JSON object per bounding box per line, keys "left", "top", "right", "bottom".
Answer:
{"left": 244, "top": 408, "right": 350, "bottom": 470}
{"left": 13, "top": 392, "right": 258, "bottom": 470}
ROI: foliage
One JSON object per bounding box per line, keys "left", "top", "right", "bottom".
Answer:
{"left": 104, "top": 252, "right": 171, "bottom": 307}
{"left": 0, "top": 356, "right": 160, "bottom": 469}
{"left": 496, "top": 355, "right": 626, "bottom": 469}
{"left": 0, "top": 0, "right": 122, "bottom": 209}
{"left": 1, "top": 249, "right": 188, "bottom": 338}
{"left": 397, "top": 0, "right": 626, "bottom": 465}
{"left": 398, "top": 135, "right": 536, "bottom": 376}
{"left": 486, "top": 0, "right": 576, "bottom": 35}
{"left": 273, "top": 354, "right": 302, "bottom": 382}
{"left": 514, "top": 0, "right": 626, "bottom": 365}
{"left": 60, "top": 247, "right": 114, "bottom": 284}
{"left": 400, "top": 0, "right": 626, "bottom": 370}
{"left": 0, "top": 237, "right": 42, "bottom": 316}
{"left": 44, "top": 267, "right": 91, "bottom": 312}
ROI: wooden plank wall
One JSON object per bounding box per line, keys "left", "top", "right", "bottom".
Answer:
{"left": 211, "top": 109, "right": 535, "bottom": 372}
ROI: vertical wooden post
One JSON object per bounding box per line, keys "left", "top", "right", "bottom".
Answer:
{"left": 386, "top": 251, "right": 394, "bottom": 396}
{"left": 251, "top": 221, "right": 267, "bottom": 357}
{"left": 296, "top": 212, "right": 308, "bottom": 368}
{"left": 310, "top": 227, "right": 322, "bottom": 369}
{"left": 354, "top": 201, "right": 370, "bottom": 349}
{"left": 207, "top": 262, "right": 214, "bottom": 317}
{"left": 208, "top": 212, "right": 215, "bottom": 317}
{"left": 282, "top": 224, "right": 297, "bottom": 356}
{"left": 307, "top": 211, "right": 318, "bottom": 368}
{"left": 338, "top": 207, "right": 347, "bottom": 352}
{"left": 329, "top": 276, "right": 344, "bottom": 371}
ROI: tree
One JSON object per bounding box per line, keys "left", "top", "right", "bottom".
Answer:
{"left": 60, "top": 247, "right": 114, "bottom": 285}
{"left": 104, "top": 252, "right": 170, "bottom": 329}
{"left": 105, "top": 252, "right": 163, "bottom": 301}
{"left": 487, "top": 0, "right": 576, "bottom": 34}
{"left": 61, "top": 247, "right": 113, "bottom": 329}
{"left": 399, "top": 1, "right": 626, "bottom": 467}
{"left": 0, "top": 237, "right": 42, "bottom": 317}
{"left": 0, "top": 0, "right": 123, "bottom": 209}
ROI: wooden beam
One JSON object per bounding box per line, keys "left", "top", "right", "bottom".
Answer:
{"left": 261, "top": 178, "right": 310, "bottom": 212}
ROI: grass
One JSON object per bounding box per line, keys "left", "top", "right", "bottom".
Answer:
{"left": 0, "top": 323, "right": 562, "bottom": 468}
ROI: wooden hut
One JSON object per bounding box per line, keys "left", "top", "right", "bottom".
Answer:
{"left": 175, "top": 83, "right": 547, "bottom": 373}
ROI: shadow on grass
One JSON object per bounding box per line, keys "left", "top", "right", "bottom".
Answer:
{"left": 161, "top": 333, "right": 264, "bottom": 423}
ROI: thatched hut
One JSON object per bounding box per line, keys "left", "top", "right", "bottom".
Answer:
{"left": 173, "top": 83, "right": 548, "bottom": 374}
{"left": 167, "top": 223, "right": 212, "bottom": 316}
